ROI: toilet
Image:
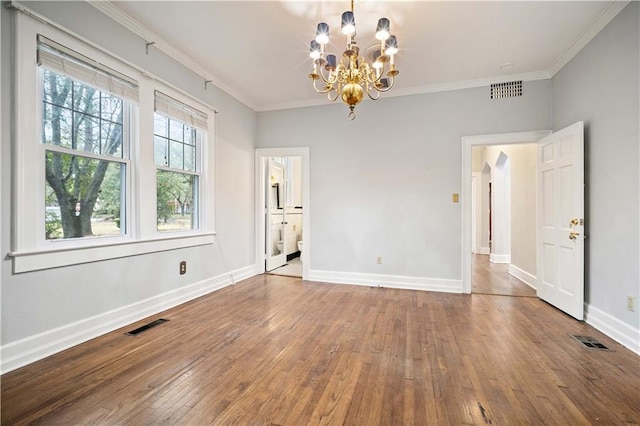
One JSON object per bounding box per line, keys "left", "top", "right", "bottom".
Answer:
{"left": 297, "top": 240, "right": 303, "bottom": 255}
{"left": 276, "top": 241, "right": 284, "bottom": 254}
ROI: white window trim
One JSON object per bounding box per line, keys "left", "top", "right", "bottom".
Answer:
{"left": 10, "top": 13, "right": 216, "bottom": 273}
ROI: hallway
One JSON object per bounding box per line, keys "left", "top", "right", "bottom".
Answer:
{"left": 472, "top": 254, "right": 536, "bottom": 297}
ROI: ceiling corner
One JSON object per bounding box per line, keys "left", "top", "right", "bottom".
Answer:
{"left": 86, "top": 0, "right": 260, "bottom": 111}
{"left": 549, "top": 1, "right": 630, "bottom": 77}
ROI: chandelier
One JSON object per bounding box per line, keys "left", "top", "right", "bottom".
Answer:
{"left": 308, "top": 0, "right": 399, "bottom": 120}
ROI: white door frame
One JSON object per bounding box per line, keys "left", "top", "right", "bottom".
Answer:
{"left": 255, "top": 147, "right": 310, "bottom": 280}
{"left": 461, "top": 130, "right": 551, "bottom": 293}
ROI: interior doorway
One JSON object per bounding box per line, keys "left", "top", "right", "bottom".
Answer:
{"left": 462, "top": 130, "right": 551, "bottom": 295}
{"left": 255, "top": 148, "right": 310, "bottom": 280}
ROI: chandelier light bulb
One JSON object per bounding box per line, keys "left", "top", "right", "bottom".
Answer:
{"left": 309, "top": 40, "right": 321, "bottom": 59}
{"left": 375, "top": 18, "right": 390, "bottom": 41}
{"left": 341, "top": 11, "right": 356, "bottom": 36}
{"left": 316, "top": 22, "right": 330, "bottom": 45}
{"left": 385, "top": 35, "right": 398, "bottom": 55}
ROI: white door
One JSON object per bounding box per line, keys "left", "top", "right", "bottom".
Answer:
{"left": 266, "top": 160, "right": 287, "bottom": 271}
{"left": 537, "top": 122, "right": 584, "bottom": 320}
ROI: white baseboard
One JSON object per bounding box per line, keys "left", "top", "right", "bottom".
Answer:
{"left": 308, "top": 270, "right": 462, "bottom": 293}
{"left": 584, "top": 303, "right": 640, "bottom": 355}
{"left": 508, "top": 264, "right": 537, "bottom": 289}
{"left": 490, "top": 254, "right": 511, "bottom": 264}
{"left": 478, "top": 247, "right": 490, "bottom": 255}
{"left": 0, "top": 264, "right": 259, "bottom": 374}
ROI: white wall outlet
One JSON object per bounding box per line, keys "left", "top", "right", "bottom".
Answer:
{"left": 627, "top": 296, "right": 635, "bottom": 312}
{"left": 377, "top": 256, "right": 382, "bottom": 264}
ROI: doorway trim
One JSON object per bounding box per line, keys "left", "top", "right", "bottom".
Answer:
{"left": 461, "top": 130, "right": 551, "bottom": 294}
{"left": 255, "top": 147, "right": 310, "bottom": 280}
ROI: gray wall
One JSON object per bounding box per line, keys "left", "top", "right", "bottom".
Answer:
{"left": 258, "top": 81, "right": 552, "bottom": 280}
{"left": 1, "top": 2, "right": 257, "bottom": 345}
{"left": 552, "top": 2, "right": 639, "bottom": 329}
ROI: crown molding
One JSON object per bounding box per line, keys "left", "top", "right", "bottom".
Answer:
{"left": 258, "top": 70, "right": 551, "bottom": 112}
{"left": 87, "top": 0, "right": 627, "bottom": 113}
{"left": 549, "top": 1, "right": 630, "bottom": 77}
{"left": 384, "top": 70, "right": 552, "bottom": 100}
{"left": 87, "top": 0, "right": 259, "bottom": 111}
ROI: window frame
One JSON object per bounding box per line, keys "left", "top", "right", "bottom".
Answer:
{"left": 40, "top": 67, "right": 133, "bottom": 241}
{"left": 153, "top": 97, "right": 206, "bottom": 233}
{"left": 10, "top": 13, "right": 216, "bottom": 273}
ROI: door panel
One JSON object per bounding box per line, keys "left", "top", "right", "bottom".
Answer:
{"left": 537, "top": 122, "right": 584, "bottom": 320}
{"left": 266, "top": 160, "right": 287, "bottom": 271}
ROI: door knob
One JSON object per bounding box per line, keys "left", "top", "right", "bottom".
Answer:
{"left": 570, "top": 218, "right": 579, "bottom": 227}
{"left": 569, "top": 232, "right": 580, "bottom": 241}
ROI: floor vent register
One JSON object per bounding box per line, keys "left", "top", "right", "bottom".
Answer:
{"left": 126, "top": 318, "right": 169, "bottom": 336}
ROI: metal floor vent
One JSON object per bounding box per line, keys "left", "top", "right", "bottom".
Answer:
{"left": 126, "top": 318, "right": 169, "bottom": 336}
{"left": 571, "top": 334, "right": 610, "bottom": 350}
{"left": 490, "top": 80, "right": 522, "bottom": 99}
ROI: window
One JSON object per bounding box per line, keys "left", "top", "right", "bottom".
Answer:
{"left": 37, "top": 35, "right": 136, "bottom": 241}
{"left": 12, "top": 14, "right": 216, "bottom": 273}
{"left": 42, "top": 69, "right": 128, "bottom": 239}
{"left": 154, "top": 91, "right": 207, "bottom": 232}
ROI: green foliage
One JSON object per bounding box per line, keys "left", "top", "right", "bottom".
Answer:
{"left": 96, "top": 165, "right": 122, "bottom": 217}
{"left": 45, "top": 209, "right": 62, "bottom": 239}
{"left": 156, "top": 170, "right": 195, "bottom": 225}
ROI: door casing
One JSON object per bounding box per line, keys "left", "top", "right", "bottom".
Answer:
{"left": 461, "top": 130, "right": 551, "bottom": 293}
{"left": 255, "top": 147, "right": 310, "bottom": 280}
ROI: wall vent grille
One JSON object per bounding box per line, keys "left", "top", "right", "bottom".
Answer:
{"left": 490, "top": 81, "right": 523, "bottom": 99}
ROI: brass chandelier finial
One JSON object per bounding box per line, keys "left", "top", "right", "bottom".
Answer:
{"left": 308, "top": 0, "right": 399, "bottom": 120}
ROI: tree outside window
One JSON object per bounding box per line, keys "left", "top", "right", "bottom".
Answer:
{"left": 154, "top": 113, "right": 200, "bottom": 231}
{"left": 42, "top": 69, "right": 127, "bottom": 239}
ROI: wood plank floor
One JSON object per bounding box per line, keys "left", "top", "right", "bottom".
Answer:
{"left": 472, "top": 254, "right": 537, "bottom": 297}
{"left": 2, "top": 274, "right": 639, "bottom": 425}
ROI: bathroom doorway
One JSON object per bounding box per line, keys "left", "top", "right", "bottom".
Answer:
{"left": 255, "top": 148, "right": 310, "bottom": 280}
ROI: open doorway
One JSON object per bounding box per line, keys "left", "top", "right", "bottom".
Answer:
{"left": 255, "top": 148, "right": 310, "bottom": 280}
{"left": 265, "top": 156, "right": 303, "bottom": 277}
{"left": 462, "top": 130, "right": 551, "bottom": 296}
{"left": 471, "top": 144, "right": 535, "bottom": 296}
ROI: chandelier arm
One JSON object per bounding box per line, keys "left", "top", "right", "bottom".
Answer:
{"left": 318, "top": 66, "right": 339, "bottom": 86}
{"left": 312, "top": 78, "right": 335, "bottom": 94}
{"left": 363, "top": 64, "right": 383, "bottom": 84}
{"left": 367, "top": 87, "right": 382, "bottom": 101}
{"left": 327, "top": 87, "right": 340, "bottom": 102}
{"left": 375, "top": 74, "right": 397, "bottom": 93}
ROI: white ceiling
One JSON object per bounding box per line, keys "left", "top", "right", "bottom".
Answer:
{"left": 93, "top": 1, "right": 623, "bottom": 112}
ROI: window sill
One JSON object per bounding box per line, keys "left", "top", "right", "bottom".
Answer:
{"left": 8, "top": 233, "right": 216, "bottom": 273}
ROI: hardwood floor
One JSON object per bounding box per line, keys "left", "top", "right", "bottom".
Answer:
{"left": 472, "top": 254, "right": 537, "bottom": 297}
{"left": 2, "top": 274, "right": 639, "bottom": 425}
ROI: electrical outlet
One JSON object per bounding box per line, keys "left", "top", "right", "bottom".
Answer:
{"left": 627, "top": 296, "right": 635, "bottom": 312}
{"left": 377, "top": 256, "right": 382, "bottom": 264}
{"left": 179, "top": 261, "right": 187, "bottom": 275}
